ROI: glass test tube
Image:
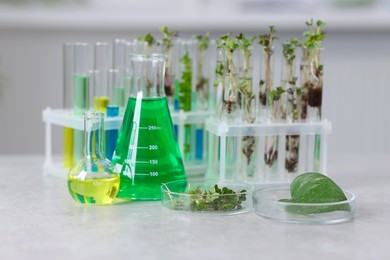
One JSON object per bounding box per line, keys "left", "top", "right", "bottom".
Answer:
{"left": 193, "top": 38, "right": 207, "bottom": 161}
{"left": 259, "top": 46, "right": 280, "bottom": 180}
{"left": 73, "top": 42, "right": 93, "bottom": 162}
{"left": 237, "top": 43, "right": 257, "bottom": 180}
{"left": 93, "top": 42, "right": 110, "bottom": 113}
{"left": 208, "top": 40, "right": 217, "bottom": 111}
{"left": 105, "top": 69, "right": 121, "bottom": 160}
{"left": 113, "top": 39, "right": 127, "bottom": 72}
{"left": 113, "top": 39, "right": 127, "bottom": 114}
{"left": 281, "top": 45, "right": 301, "bottom": 177}
{"left": 174, "top": 39, "right": 195, "bottom": 160}
{"left": 63, "top": 43, "right": 75, "bottom": 168}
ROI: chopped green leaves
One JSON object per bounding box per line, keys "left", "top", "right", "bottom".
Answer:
{"left": 177, "top": 184, "right": 247, "bottom": 212}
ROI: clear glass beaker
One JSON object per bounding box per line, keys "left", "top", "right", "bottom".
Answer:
{"left": 68, "top": 111, "right": 120, "bottom": 205}
{"left": 112, "top": 54, "right": 187, "bottom": 201}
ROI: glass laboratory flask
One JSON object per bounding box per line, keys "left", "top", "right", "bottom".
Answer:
{"left": 67, "top": 111, "right": 120, "bottom": 205}
{"left": 112, "top": 54, "right": 187, "bottom": 200}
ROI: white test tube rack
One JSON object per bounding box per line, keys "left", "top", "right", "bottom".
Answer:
{"left": 42, "top": 107, "right": 213, "bottom": 179}
{"left": 205, "top": 118, "right": 332, "bottom": 184}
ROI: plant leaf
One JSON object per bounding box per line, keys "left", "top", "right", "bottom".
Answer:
{"left": 279, "top": 172, "right": 350, "bottom": 214}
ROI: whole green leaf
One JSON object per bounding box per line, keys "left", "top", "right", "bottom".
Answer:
{"left": 290, "top": 172, "right": 347, "bottom": 203}
{"left": 281, "top": 172, "right": 351, "bottom": 214}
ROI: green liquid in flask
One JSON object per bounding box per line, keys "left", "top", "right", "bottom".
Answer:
{"left": 113, "top": 97, "right": 186, "bottom": 200}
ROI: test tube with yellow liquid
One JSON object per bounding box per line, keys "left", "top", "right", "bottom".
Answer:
{"left": 93, "top": 42, "right": 111, "bottom": 113}
{"left": 63, "top": 43, "right": 74, "bottom": 168}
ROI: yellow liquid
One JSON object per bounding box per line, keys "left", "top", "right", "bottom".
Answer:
{"left": 67, "top": 173, "right": 120, "bottom": 205}
{"left": 94, "top": 96, "right": 109, "bottom": 112}
{"left": 63, "top": 127, "right": 74, "bottom": 168}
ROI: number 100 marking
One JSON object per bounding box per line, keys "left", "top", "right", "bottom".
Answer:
{"left": 149, "top": 172, "right": 159, "bottom": 177}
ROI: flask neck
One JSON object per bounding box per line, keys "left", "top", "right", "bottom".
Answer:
{"left": 83, "top": 112, "right": 106, "bottom": 160}
{"left": 128, "top": 54, "right": 166, "bottom": 98}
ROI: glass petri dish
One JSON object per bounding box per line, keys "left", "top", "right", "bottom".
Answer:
{"left": 253, "top": 186, "right": 355, "bottom": 224}
{"left": 161, "top": 180, "right": 254, "bottom": 215}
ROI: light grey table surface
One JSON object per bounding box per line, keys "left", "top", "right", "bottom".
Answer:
{"left": 0, "top": 154, "right": 389, "bottom": 260}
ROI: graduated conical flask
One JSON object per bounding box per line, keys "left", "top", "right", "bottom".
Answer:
{"left": 112, "top": 54, "right": 186, "bottom": 200}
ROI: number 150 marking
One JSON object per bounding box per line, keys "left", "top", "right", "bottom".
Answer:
{"left": 150, "top": 160, "right": 158, "bottom": 165}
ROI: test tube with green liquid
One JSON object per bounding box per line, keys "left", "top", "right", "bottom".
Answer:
{"left": 73, "top": 42, "right": 92, "bottom": 162}
{"left": 93, "top": 42, "right": 110, "bottom": 113}
{"left": 63, "top": 42, "right": 75, "bottom": 168}
{"left": 108, "top": 69, "right": 124, "bottom": 111}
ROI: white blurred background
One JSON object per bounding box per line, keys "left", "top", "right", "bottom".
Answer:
{"left": 0, "top": 0, "right": 389, "bottom": 162}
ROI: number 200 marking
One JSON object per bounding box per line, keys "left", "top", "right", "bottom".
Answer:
{"left": 149, "top": 145, "right": 158, "bottom": 150}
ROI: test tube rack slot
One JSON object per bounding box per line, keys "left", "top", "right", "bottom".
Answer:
{"left": 42, "top": 107, "right": 213, "bottom": 179}
{"left": 205, "top": 118, "right": 332, "bottom": 184}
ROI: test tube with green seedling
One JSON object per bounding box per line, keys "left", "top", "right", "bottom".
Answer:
{"left": 281, "top": 39, "right": 300, "bottom": 176}
{"left": 301, "top": 20, "right": 326, "bottom": 171}
{"left": 160, "top": 26, "right": 179, "bottom": 108}
{"left": 176, "top": 39, "right": 194, "bottom": 160}
{"left": 258, "top": 26, "right": 280, "bottom": 179}
{"left": 73, "top": 42, "right": 92, "bottom": 162}
{"left": 214, "top": 34, "right": 240, "bottom": 179}
{"left": 216, "top": 34, "right": 240, "bottom": 122}
{"left": 194, "top": 34, "right": 213, "bottom": 161}
{"left": 195, "top": 33, "right": 210, "bottom": 111}
{"left": 236, "top": 33, "right": 257, "bottom": 178}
